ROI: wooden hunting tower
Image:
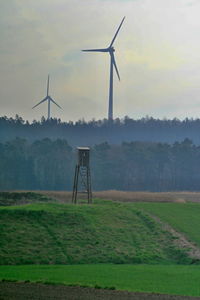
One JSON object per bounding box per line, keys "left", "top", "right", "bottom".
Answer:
{"left": 72, "top": 147, "right": 92, "bottom": 204}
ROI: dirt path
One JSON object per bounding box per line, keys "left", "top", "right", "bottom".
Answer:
{"left": 150, "top": 214, "right": 200, "bottom": 260}
{"left": 0, "top": 282, "right": 200, "bottom": 300}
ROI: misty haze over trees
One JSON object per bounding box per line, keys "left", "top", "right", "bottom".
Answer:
{"left": 2, "top": 115, "right": 200, "bottom": 145}
{"left": 1, "top": 136, "right": 200, "bottom": 192}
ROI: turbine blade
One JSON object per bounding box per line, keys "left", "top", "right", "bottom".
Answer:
{"left": 109, "top": 16, "right": 125, "bottom": 47}
{"left": 47, "top": 74, "right": 50, "bottom": 96}
{"left": 49, "top": 96, "right": 62, "bottom": 109}
{"left": 82, "top": 48, "right": 108, "bottom": 52}
{"left": 110, "top": 52, "right": 120, "bottom": 81}
{"left": 32, "top": 96, "right": 48, "bottom": 109}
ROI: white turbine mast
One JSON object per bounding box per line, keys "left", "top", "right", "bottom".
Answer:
{"left": 82, "top": 17, "right": 125, "bottom": 120}
{"left": 32, "top": 75, "right": 62, "bottom": 120}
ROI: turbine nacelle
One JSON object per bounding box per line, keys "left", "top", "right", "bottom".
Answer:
{"left": 109, "top": 47, "right": 115, "bottom": 53}
{"left": 82, "top": 46, "right": 115, "bottom": 53}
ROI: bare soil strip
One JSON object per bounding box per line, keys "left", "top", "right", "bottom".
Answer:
{"left": 0, "top": 282, "right": 200, "bottom": 300}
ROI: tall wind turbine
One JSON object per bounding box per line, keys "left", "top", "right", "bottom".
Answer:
{"left": 82, "top": 17, "right": 125, "bottom": 120}
{"left": 32, "top": 75, "right": 62, "bottom": 120}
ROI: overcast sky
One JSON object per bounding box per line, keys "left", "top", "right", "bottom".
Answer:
{"left": 1, "top": 0, "right": 200, "bottom": 121}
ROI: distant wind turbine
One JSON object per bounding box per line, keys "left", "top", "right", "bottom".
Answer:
{"left": 82, "top": 17, "right": 125, "bottom": 121}
{"left": 32, "top": 75, "right": 62, "bottom": 120}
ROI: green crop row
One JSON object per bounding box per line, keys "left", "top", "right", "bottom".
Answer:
{"left": 1, "top": 264, "right": 200, "bottom": 297}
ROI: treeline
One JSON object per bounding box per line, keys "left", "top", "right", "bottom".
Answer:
{"left": 2, "top": 115, "right": 200, "bottom": 145}
{"left": 0, "top": 137, "right": 199, "bottom": 191}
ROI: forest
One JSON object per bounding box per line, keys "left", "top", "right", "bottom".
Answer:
{"left": 2, "top": 115, "right": 200, "bottom": 145}
{"left": 0, "top": 136, "right": 199, "bottom": 191}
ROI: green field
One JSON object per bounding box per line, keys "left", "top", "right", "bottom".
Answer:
{"left": 1, "top": 264, "right": 200, "bottom": 297}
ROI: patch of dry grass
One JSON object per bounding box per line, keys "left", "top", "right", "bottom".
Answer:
{"left": 10, "top": 190, "right": 200, "bottom": 203}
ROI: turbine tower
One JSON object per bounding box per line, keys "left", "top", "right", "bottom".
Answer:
{"left": 82, "top": 17, "right": 125, "bottom": 120}
{"left": 32, "top": 75, "right": 62, "bottom": 120}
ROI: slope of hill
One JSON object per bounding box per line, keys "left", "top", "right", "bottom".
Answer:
{"left": 0, "top": 194, "right": 196, "bottom": 265}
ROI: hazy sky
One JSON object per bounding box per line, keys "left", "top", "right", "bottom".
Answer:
{"left": 1, "top": 0, "right": 200, "bottom": 121}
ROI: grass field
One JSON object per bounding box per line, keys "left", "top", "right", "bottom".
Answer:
{"left": 1, "top": 192, "right": 200, "bottom": 297}
{"left": 1, "top": 264, "right": 200, "bottom": 297}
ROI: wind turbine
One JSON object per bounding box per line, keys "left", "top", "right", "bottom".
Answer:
{"left": 82, "top": 17, "right": 125, "bottom": 121}
{"left": 32, "top": 75, "right": 62, "bottom": 120}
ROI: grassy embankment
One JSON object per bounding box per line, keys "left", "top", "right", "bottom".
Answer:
{"left": 0, "top": 192, "right": 194, "bottom": 265}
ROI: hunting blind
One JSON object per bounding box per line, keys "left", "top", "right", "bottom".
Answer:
{"left": 72, "top": 147, "right": 92, "bottom": 204}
